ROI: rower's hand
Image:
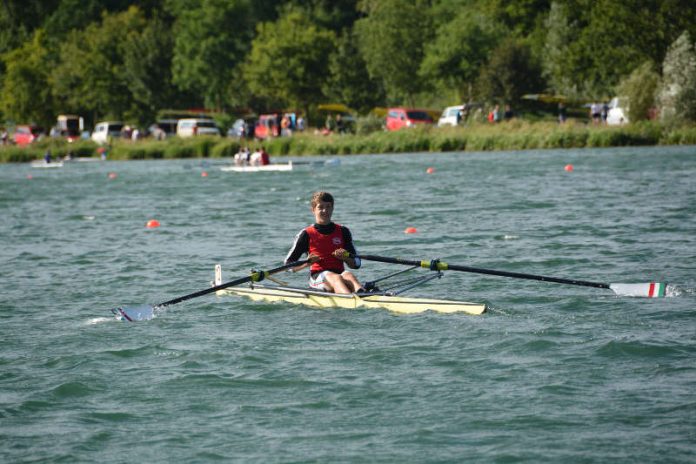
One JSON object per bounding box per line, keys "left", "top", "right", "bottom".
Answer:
{"left": 333, "top": 248, "right": 350, "bottom": 261}
{"left": 308, "top": 253, "right": 322, "bottom": 264}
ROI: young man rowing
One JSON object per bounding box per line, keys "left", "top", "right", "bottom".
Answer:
{"left": 285, "top": 191, "right": 364, "bottom": 294}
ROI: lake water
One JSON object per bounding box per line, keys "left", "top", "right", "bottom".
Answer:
{"left": 1, "top": 146, "right": 695, "bottom": 463}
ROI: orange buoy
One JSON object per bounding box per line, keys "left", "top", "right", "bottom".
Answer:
{"left": 564, "top": 164, "right": 574, "bottom": 172}
{"left": 426, "top": 167, "right": 435, "bottom": 174}
{"left": 201, "top": 171, "right": 208, "bottom": 177}
{"left": 404, "top": 227, "right": 418, "bottom": 234}
{"left": 108, "top": 172, "right": 118, "bottom": 179}
{"left": 146, "top": 219, "right": 161, "bottom": 229}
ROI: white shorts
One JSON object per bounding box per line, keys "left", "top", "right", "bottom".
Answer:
{"left": 309, "top": 271, "right": 333, "bottom": 291}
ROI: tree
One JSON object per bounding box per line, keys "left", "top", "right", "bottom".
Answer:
{"left": 171, "top": 0, "right": 255, "bottom": 109}
{"left": 419, "top": 9, "right": 501, "bottom": 102}
{"left": 323, "top": 31, "right": 385, "bottom": 113}
{"left": 657, "top": 31, "right": 696, "bottom": 123}
{"left": 540, "top": 0, "right": 696, "bottom": 98}
{"left": 242, "top": 9, "right": 336, "bottom": 113}
{"left": 121, "top": 14, "right": 178, "bottom": 123}
{"left": 0, "top": 30, "right": 55, "bottom": 127}
{"left": 616, "top": 61, "right": 659, "bottom": 122}
{"left": 0, "top": 1, "right": 59, "bottom": 54}
{"left": 542, "top": 1, "right": 577, "bottom": 95}
{"left": 51, "top": 7, "right": 148, "bottom": 121}
{"left": 354, "top": 0, "right": 431, "bottom": 104}
{"left": 475, "top": 38, "right": 544, "bottom": 105}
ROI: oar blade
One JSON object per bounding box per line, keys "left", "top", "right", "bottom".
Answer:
{"left": 609, "top": 283, "right": 667, "bottom": 298}
{"left": 111, "top": 304, "right": 155, "bottom": 321}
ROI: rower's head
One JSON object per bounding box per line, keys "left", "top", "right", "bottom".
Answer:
{"left": 311, "top": 191, "right": 334, "bottom": 225}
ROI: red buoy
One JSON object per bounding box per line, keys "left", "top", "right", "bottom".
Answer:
{"left": 146, "top": 219, "right": 161, "bottom": 229}
{"left": 564, "top": 164, "right": 574, "bottom": 172}
{"left": 404, "top": 227, "right": 418, "bottom": 234}
{"left": 426, "top": 167, "right": 435, "bottom": 174}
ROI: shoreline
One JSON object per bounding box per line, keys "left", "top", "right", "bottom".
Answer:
{"left": 2, "top": 121, "right": 696, "bottom": 163}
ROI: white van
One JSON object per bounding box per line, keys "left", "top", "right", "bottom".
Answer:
{"left": 176, "top": 118, "right": 220, "bottom": 137}
{"left": 606, "top": 97, "right": 629, "bottom": 125}
{"left": 91, "top": 121, "right": 124, "bottom": 144}
{"left": 437, "top": 105, "right": 464, "bottom": 127}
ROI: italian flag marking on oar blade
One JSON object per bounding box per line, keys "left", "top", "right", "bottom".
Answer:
{"left": 609, "top": 282, "right": 666, "bottom": 298}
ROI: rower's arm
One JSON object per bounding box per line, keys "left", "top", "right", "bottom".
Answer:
{"left": 290, "top": 261, "right": 310, "bottom": 272}
{"left": 285, "top": 229, "right": 309, "bottom": 266}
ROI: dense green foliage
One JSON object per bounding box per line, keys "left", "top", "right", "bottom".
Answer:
{"left": 1, "top": 0, "right": 695, "bottom": 129}
{"left": 617, "top": 62, "right": 660, "bottom": 122}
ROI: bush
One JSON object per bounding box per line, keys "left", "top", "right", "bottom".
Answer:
{"left": 355, "top": 115, "right": 384, "bottom": 135}
{"left": 617, "top": 61, "right": 660, "bottom": 122}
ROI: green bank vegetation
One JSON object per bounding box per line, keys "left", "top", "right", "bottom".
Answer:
{"left": 3, "top": 121, "right": 696, "bottom": 163}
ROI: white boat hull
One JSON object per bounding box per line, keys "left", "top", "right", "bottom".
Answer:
{"left": 217, "top": 284, "right": 486, "bottom": 315}
{"left": 220, "top": 162, "right": 293, "bottom": 172}
{"left": 31, "top": 161, "right": 64, "bottom": 168}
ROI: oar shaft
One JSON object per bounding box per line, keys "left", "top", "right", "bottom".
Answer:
{"left": 358, "top": 255, "right": 610, "bottom": 290}
{"left": 157, "top": 259, "right": 308, "bottom": 308}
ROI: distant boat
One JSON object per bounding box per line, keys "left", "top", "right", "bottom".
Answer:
{"left": 30, "top": 160, "right": 64, "bottom": 168}
{"left": 219, "top": 158, "right": 340, "bottom": 173}
{"left": 220, "top": 161, "right": 293, "bottom": 172}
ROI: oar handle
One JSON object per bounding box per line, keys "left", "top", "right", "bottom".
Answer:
{"left": 357, "top": 255, "right": 610, "bottom": 290}
{"left": 157, "top": 259, "right": 308, "bottom": 308}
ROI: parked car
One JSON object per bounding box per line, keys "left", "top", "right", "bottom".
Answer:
{"left": 91, "top": 121, "right": 124, "bottom": 144}
{"left": 155, "top": 119, "right": 178, "bottom": 137}
{"left": 227, "top": 118, "right": 256, "bottom": 139}
{"left": 176, "top": 118, "right": 220, "bottom": 137}
{"left": 53, "top": 114, "right": 84, "bottom": 142}
{"left": 437, "top": 105, "right": 465, "bottom": 127}
{"left": 13, "top": 125, "right": 43, "bottom": 145}
{"left": 385, "top": 108, "right": 433, "bottom": 131}
{"left": 254, "top": 114, "right": 280, "bottom": 139}
{"left": 606, "top": 97, "right": 629, "bottom": 125}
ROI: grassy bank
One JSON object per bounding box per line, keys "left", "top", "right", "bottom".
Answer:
{"left": 2, "top": 121, "right": 696, "bottom": 163}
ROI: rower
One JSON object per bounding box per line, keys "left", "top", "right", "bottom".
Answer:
{"left": 259, "top": 146, "right": 270, "bottom": 166}
{"left": 284, "top": 191, "right": 364, "bottom": 294}
{"left": 249, "top": 147, "right": 262, "bottom": 165}
{"left": 234, "top": 147, "right": 250, "bottom": 165}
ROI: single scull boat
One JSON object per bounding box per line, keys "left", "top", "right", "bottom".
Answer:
{"left": 213, "top": 264, "right": 487, "bottom": 315}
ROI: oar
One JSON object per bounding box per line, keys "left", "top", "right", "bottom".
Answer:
{"left": 291, "top": 158, "right": 341, "bottom": 167}
{"left": 110, "top": 259, "right": 308, "bottom": 321}
{"left": 355, "top": 254, "right": 667, "bottom": 298}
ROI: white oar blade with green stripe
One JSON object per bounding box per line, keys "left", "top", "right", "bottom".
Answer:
{"left": 609, "top": 283, "right": 666, "bottom": 298}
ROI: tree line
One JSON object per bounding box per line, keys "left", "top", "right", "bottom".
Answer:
{"left": 1, "top": 0, "right": 695, "bottom": 130}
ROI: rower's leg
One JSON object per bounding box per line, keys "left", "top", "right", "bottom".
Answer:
{"left": 340, "top": 271, "right": 362, "bottom": 293}
{"left": 323, "top": 272, "right": 352, "bottom": 294}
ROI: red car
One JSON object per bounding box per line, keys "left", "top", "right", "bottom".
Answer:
{"left": 13, "top": 125, "right": 43, "bottom": 145}
{"left": 385, "top": 108, "right": 433, "bottom": 131}
{"left": 254, "top": 114, "right": 279, "bottom": 139}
